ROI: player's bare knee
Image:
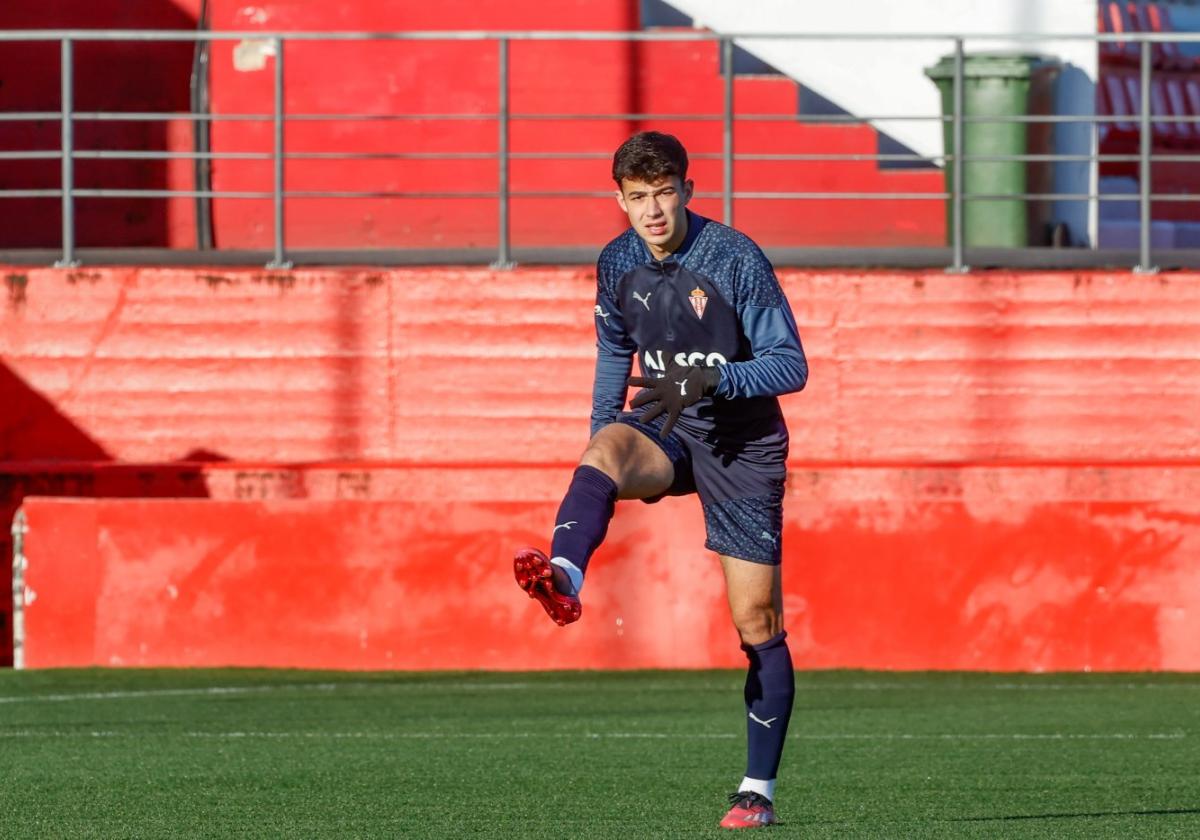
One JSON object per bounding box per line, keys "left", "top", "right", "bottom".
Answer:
{"left": 579, "top": 425, "right": 634, "bottom": 486}
{"left": 732, "top": 603, "right": 781, "bottom": 647}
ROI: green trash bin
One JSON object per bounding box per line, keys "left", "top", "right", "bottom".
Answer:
{"left": 925, "top": 53, "right": 1061, "bottom": 248}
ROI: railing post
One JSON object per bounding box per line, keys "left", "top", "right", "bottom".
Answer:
{"left": 491, "top": 37, "right": 515, "bottom": 269}
{"left": 1134, "top": 38, "right": 1156, "bottom": 274}
{"left": 267, "top": 37, "right": 291, "bottom": 269}
{"left": 55, "top": 37, "right": 78, "bottom": 269}
{"left": 948, "top": 37, "right": 968, "bottom": 273}
{"left": 11, "top": 509, "right": 27, "bottom": 670}
{"left": 722, "top": 37, "right": 734, "bottom": 227}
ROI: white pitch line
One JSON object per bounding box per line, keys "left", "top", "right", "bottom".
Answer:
{"left": 0, "top": 730, "right": 1184, "bottom": 741}
{"left": 791, "top": 682, "right": 1200, "bottom": 692}
{"left": 0, "top": 730, "right": 737, "bottom": 741}
{"left": 0, "top": 681, "right": 534, "bottom": 705}
{"left": 792, "top": 732, "right": 1187, "bottom": 741}
{"left": 0, "top": 685, "right": 341, "bottom": 704}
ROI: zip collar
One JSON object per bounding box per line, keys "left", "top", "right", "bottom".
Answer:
{"left": 640, "top": 209, "right": 706, "bottom": 269}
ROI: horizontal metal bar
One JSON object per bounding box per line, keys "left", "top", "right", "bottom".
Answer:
{"left": 38, "top": 189, "right": 1200, "bottom": 202}
{"left": 0, "top": 190, "right": 63, "bottom": 198}
{"left": 962, "top": 192, "right": 1171, "bottom": 201}
{"left": 734, "top": 152, "right": 939, "bottom": 161}
{"left": 0, "top": 112, "right": 62, "bottom": 121}
{"left": 507, "top": 113, "right": 945, "bottom": 123}
{"left": 510, "top": 113, "right": 722, "bottom": 122}
{"left": 74, "top": 150, "right": 272, "bottom": 161}
{"left": 286, "top": 113, "right": 498, "bottom": 122}
{"left": 730, "top": 192, "right": 950, "bottom": 200}
{"left": 56, "top": 110, "right": 1200, "bottom": 129}
{"left": 286, "top": 190, "right": 501, "bottom": 199}
{"left": 39, "top": 149, "right": 1200, "bottom": 166}
{"left": 1, "top": 29, "right": 1199, "bottom": 43}
{"left": 8, "top": 245, "right": 1200, "bottom": 272}
{"left": 0, "top": 151, "right": 62, "bottom": 160}
{"left": 73, "top": 111, "right": 271, "bottom": 122}
{"left": 285, "top": 151, "right": 498, "bottom": 160}
{"left": 1104, "top": 115, "right": 1200, "bottom": 124}
{"left": 72, "top": 189, "right": 272, "bottom": 199}
{"left": 509, "top": 151, "right": 612, "bottom": 160}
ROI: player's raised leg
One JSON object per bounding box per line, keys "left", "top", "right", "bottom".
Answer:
{"left": 718, "top": 555, "right": 792, "bottom": 829}
{"left": 514, "top": 422, "right": 673, "bottom": 625}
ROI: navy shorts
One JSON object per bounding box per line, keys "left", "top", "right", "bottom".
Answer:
{"left": 614, "top": 409, "right": 788, "bottom": 565}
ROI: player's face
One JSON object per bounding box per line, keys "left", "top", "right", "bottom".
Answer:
{"left": 615, "top": 175, "right": 694, "bottom": 259}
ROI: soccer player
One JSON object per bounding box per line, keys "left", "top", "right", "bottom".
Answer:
{"left": 514, "top": 131, "right": 807, "bottom": 830}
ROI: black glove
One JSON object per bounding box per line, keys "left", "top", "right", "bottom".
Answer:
{"left": 627, "top": 364, "right": 721, "bottom": 439}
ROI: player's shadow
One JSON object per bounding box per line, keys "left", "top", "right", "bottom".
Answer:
{"left": 0, "top": 1, "right": 198, "bottom": 248}
{"left": 0, "top": 360, "right": 214, "bottom": 667}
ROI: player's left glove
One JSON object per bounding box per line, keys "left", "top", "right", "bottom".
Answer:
{"left": 627, "top": 364, "right": 721, "bottom": 440}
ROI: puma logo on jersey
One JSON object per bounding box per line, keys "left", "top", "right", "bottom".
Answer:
{"left": 594, "top": 305, "right": 611, "bottom": 325}
{"left": 760, "top": 531, "right": 778, "bottom": 546}
{"left": 748, "top": 712, "right": 778, "bottom": 729}
{"left": 632, "top": 291, "right": 652, "bottom": 311}
{"left": 553, "top": 521, "right": 578, "bottom": 533}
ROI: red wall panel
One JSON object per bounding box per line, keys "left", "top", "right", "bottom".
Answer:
{"left": 15, "top": 469, "right": 1200, "bottom": 671}
{"left": 3, "top": 267, "right": 1199, "bottom": 465}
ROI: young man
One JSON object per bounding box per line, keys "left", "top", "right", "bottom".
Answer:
{"left": 514, "top": 131, "right": 807, "bottom": 830}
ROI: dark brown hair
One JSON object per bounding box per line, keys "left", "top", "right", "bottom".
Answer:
{"left": 611, "top": 131, "right": 689, "bottom": 185}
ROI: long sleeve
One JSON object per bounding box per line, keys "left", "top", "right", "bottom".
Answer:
{"left": 590, "top": 281, "right": 635, "bottom": 436}
{"left": 712, "top": 250, "right": 808, "bottom": 400}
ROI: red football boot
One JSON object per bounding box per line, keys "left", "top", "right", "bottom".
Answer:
{"left": 720, "top": 791, "right": 776, "bottom": 830}
{"left": 513, "top": 547, "right": 582, "bottom": 626}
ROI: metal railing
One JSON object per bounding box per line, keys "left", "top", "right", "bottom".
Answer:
{"left": 1, "top": 29, "right": 1199, "bottom": 271}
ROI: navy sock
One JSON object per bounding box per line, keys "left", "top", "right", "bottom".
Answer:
{"left": 743, "top": 630, "right": 795, "bottom": 785}
{"left": 548, "top": 465, "right": 618, "bottom": 593}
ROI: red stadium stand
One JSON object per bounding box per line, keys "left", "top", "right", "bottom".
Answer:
{"left": 1100, "top": 1, "right": 1141, "bottom": 66}
{"left": 1097, "top": 1, "right": 1200, "bottom": 226}
{"left": 0, "top": 0, "right": 944, "bottom": 252}
{"left": 1132, "top": 1, "right": 1200, "bottom": 71}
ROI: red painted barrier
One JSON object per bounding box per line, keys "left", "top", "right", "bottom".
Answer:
{"left": 15, "top": 465, "right": 1200, "bottom": 670}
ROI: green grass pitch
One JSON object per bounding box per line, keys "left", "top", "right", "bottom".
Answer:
{"left": 1, "top": 669, "right": 1199, "bottom": 838}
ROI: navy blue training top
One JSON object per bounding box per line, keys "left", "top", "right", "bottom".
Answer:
{"left": 591, "top": 210, "right": 808, "bottom": 437}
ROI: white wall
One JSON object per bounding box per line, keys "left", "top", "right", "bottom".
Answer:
{"left": 665, "top": 0, "right": 1098, "bottom": 244}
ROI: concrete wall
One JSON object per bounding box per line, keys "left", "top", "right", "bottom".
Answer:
{"left": 3, "top": 267, "right": 1198, "bottom": 464}
{"left": 4, "top": 265, "right": 1200, "bottom": 670}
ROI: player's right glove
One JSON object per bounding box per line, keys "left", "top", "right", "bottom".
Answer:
{"left": 627, "top": 364, "right": 720, "bottom": 440}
